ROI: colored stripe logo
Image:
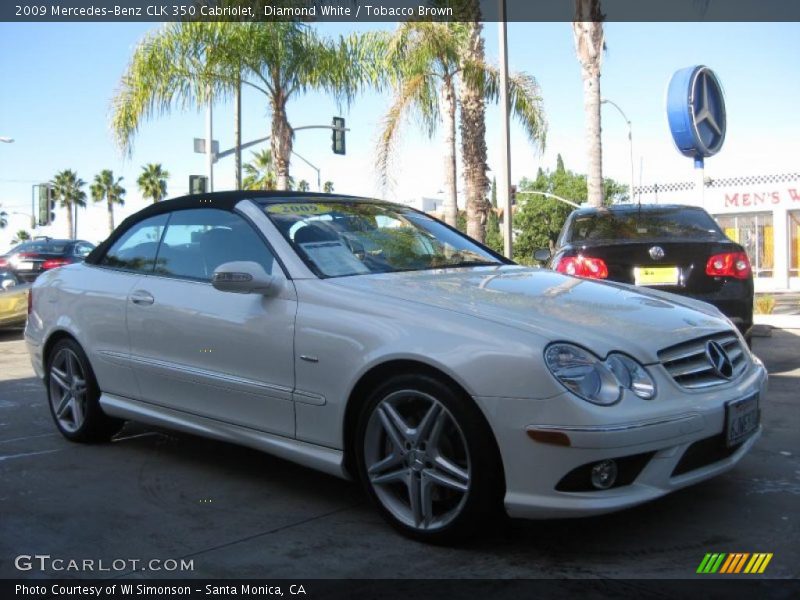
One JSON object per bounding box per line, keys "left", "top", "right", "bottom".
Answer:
{"left": 697, "top": 553, "right": 773, "bottom": 574}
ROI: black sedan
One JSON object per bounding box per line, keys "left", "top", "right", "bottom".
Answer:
{"left": 0, "top": 238, "right": 95, "bottom": 282}
{"left": 541, "top": 204, "right": 754, "bottom": 341}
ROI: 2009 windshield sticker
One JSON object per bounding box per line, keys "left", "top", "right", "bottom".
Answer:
{"left": 266, "top": 203, "right": 331, "bottom": 215}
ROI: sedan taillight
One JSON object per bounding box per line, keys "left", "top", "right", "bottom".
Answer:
{"left": 555, "top": 255, "right": 609, "bottom": 279}
{"left": 0, "top": 258, "right": 7, "bottom": 268}
{"left": 706, "top": 252, "right": 751, "bottom": 279}
{"left": 42, "top": 258, "right": 71, "bottom": 270}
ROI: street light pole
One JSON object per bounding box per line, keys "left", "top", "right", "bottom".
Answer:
{"left": 498, "top": 0, "right": 513, "bottom": 259}
{"left": 601, "top": 99, "right": 635, "bottom": 203}
{"left": 206, "top": 86, "right": 214, "bottom": 193}
{"left": 292, "top": 150, "right": 321, "bottom": 192}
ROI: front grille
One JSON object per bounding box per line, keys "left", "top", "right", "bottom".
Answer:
{"left": 658, "top": 332, "right": 748, "bottom": 389}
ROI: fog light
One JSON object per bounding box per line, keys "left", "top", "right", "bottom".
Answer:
{"left": 590, "top": 459, "right": 618, "bottom": 490}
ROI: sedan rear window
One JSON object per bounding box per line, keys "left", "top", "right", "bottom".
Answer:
{"left": 567, "top": 208, "right": 723, "bottom": 243}
{"left": 14, "top": 241, "right": 70, "bottom": 254}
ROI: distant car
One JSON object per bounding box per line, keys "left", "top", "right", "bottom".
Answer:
{"left": 26, "top": 192, "right": 766, "bottom": 542}
{"left": 0, "top": 270, "right": 30, "bottom": 328}
{"left": 0, "top": 239, "right": 96, "bottom": 282}
{"left": 543, "top": 204, "right": 754, "bottom": 341}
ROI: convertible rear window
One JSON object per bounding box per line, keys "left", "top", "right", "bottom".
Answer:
{"left": 264, "top": 201, "right": 502, "bottom": 278}
{"left": 567, "top": 208, "right": 724, "bottom": 243}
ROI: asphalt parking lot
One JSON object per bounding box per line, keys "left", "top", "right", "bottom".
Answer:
{"left": 0, "top": 327, "right": 798, "bottom": 580}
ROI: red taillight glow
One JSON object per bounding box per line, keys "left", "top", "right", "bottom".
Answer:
{"left": 0, "top": 258, "right": 7, "bottom": 268}
{"left": 42, "top": 258, "right": 71, "bottom": 270}
{"left": 706, "top": 252, "right": 751, "bottom": 279}
{"left": 555, "top": 255, "right": 609, "bottom": 279}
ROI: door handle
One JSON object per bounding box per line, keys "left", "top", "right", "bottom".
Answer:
{"left": 130, "top": 290, "right": 155, "bottom": 306}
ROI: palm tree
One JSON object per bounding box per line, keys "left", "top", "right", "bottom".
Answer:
{"left": 377, "top": 23, "right": 465, "bottom": 227}
{"left": 459, "top": 18, "right": 490, "bottom": 242}
{"left": 51, "top": 170, "right": 87, "bottom": 239}
{"left": 137, "top": 163, "right": 169, "bottom": 203}
{"left": 12, "top": 230, "right": 30, "bottom": 244}
{"left": 323, "top": 181, "right": 334, "bottom": 194}
{"left": 378, "top": 22, "right": 546, "bottom": 232}
{"left": 573, "top": 0, "right": 605, "bottom": 207}
{"left": 242, "top": 149, "right": 277, "bottom": 191}
{"left": 90, "top": 170, "right": 126, "bottom": 233}
{"left": 112, "top": 22, "right": 378, "bottom": 190}
{"left": 297, "top": 180, "right": 310, "bottom": 192}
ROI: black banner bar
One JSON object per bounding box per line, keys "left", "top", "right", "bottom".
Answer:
{"left": 4, "top": 579, "right": 800, "bottom": 600}
{"left": 3, "top": 0, "right": 800, "bottom": 23}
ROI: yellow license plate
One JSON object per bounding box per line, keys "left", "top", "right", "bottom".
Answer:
{"left": 634, "top": 266, "right": 679, "bottom": 286}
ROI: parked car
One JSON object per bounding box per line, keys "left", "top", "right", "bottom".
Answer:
{"left": 26, "top": 192, "right": 766, "bottom": 542}
{"left": 0, "top": 238, "right": 96, "bottom": 282}
{"left": 540, "top": 204, "right": 754, "bottom": 341}
{"left": 0, "top": 270, "right": 30, "bottom": 329}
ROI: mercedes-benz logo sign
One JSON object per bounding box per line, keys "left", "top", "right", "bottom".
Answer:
{"left": 705, "top": 341, "right": 734, "bottom": 379}
{"left": 649, "top": 246, "right": 665, "bottom": 261}
{"left": 690, "top": 67, "right": 726, "bottom": 156}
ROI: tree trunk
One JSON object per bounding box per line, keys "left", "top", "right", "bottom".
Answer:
{"left": 271, "top": 95, "right": 293, "bottom": 191}
{"left": 234, "top": 76, "right": 242, "bottom": 190}
{"left": 107, "top": 199, "right": 114, "bottom": 233}
{"left": 460, "top": 21, "right": 490, "bottom": 243}
{"left": 573, "top": 2, "right": 605, "bottom": 207}
{"left": 441, "top": 76, "right": 458, "bottom": 228}
{"left": 65, "top": 202, "right": 74, "bottom": 240}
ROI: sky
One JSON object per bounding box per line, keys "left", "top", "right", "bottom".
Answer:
{"left": 0, "top": 20, "right": 798, "bottom": 250}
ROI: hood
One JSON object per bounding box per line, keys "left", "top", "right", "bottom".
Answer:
{"left": 329, "top": 266, "right": 732, "bottom": 363}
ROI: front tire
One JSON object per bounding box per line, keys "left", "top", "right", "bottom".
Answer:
{"left": 355, "top": 374, "right": 503, "bottom": 543}
{"left": 46, "top": 338, "right": 124, "bottom": 443}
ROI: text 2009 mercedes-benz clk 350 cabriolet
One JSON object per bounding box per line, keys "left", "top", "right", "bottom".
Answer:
{"left": 26, "top": 192, "right": 766, "bottom": 542}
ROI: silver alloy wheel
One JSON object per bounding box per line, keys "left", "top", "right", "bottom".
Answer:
{"left": 48, "top": 348, "right": 88, "bottom": 434}
{"left": 363, "top": 390, "right": 471, "bottom": 531}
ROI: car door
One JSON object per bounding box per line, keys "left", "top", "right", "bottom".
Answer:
{"left": 83, "top": 213, "right": 170, "bottom": 399}
{"left": 126, "top": 208, "right": 297, "bottom": 437}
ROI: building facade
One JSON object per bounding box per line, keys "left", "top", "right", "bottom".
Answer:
{"left": 634, "top": 173, "right": 800, "bottom": 292}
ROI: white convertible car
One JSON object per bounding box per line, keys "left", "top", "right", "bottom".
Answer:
{"left": 26, "top": 192, "right": 766, "bottom": 542}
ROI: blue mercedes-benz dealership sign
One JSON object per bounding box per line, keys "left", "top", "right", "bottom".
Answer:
{"left": 667, "top": 65, "right": 727, "bottom": 159}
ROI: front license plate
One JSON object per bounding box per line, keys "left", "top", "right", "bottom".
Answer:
{"left": 16, "top": 261, "right": 33, "bottom": 270}
{"left": 633, "top": 266, "right": 679, "bottom": 286}
{"left": 726, "top": 394, "right": 760, "bottom": 447}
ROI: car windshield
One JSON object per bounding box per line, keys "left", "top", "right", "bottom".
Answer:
{"left": 264, "top": 201, "right": 503, "bottom": 278}
{"left": 567, "top": 208, "right": 723, "bottom": 243}
{"left": 14, "top": 241, "right": 69, "bottom": 254}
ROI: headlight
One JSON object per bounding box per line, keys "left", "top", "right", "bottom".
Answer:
{"left": 544, "top": 344, "right": 656, "bottom": 405}
{"left": 605, "top": 353, "right": 656, "bottom": 400}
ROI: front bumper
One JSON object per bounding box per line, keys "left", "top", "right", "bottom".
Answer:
{"left": 476, "top": 358, "right": 768, "bottom": 520}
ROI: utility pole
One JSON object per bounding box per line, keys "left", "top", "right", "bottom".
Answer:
{"left": 206, "top": 85, "right": 214, "bottom": 192}
{"left": 498, "top": 0, "right": 513, "bottom": 259}
{"left": 234, "top": 77, "right": 242, "bottom": 189}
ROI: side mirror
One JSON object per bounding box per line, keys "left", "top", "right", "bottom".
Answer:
{"left": 533, "top": 248, "right": 552, "bottom": 263}
{"left": 212, "top": 261, "right": 277, "bottom": 295}
{"left": 2, "top": 278, "right": 16, "bottom": 290}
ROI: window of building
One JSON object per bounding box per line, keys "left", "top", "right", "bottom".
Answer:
{"left": 715, "top": 213, "right": 774, "bottom": 278}
{"left": 790, "top": 211, "right": 800, "bottom": 278}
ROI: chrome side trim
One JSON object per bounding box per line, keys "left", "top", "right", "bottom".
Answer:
{"left": 529, "top": 414, "right": 701, "bottom": 434}
{"left": 125, "top": 353, "right": 293, "bottom": 401}
{"left": 100, "top": 393, "right": 348, "bottom": 480}
{"left": 292, "top": 389, "right": 326, "bottom": 406}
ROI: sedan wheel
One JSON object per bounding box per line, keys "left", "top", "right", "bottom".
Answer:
{"left": 49, "top": 347, "right": 88, "bottom": 434}
{"left": 357, "top": 374, "right": 503, "bottom": 542}
{"left": 46, "top": 338, "right": 124, "bottom": 442}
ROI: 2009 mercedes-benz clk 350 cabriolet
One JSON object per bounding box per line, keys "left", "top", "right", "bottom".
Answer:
{"left": 26, "top": 192, "right": 766, "bottom": 542}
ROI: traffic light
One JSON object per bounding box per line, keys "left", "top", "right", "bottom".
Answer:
{"left": 332, "top": 117, "right": 345, "bottom": 155}
{"left": 189, "top": 175, "right": 208, "bottom": 195}
{"left": 37, "top": 184, "right": 55, "bottom": 226}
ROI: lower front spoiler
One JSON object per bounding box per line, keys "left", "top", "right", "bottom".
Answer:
{"left": 504, "top": 426, "right": 761, "bottom": 520}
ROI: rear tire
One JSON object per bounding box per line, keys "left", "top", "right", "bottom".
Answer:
{"left": 355, "top": 373, "right": 503, "bottom": 543}
{"left": 46, "top": 338, "right": 124, "bottom": 443}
